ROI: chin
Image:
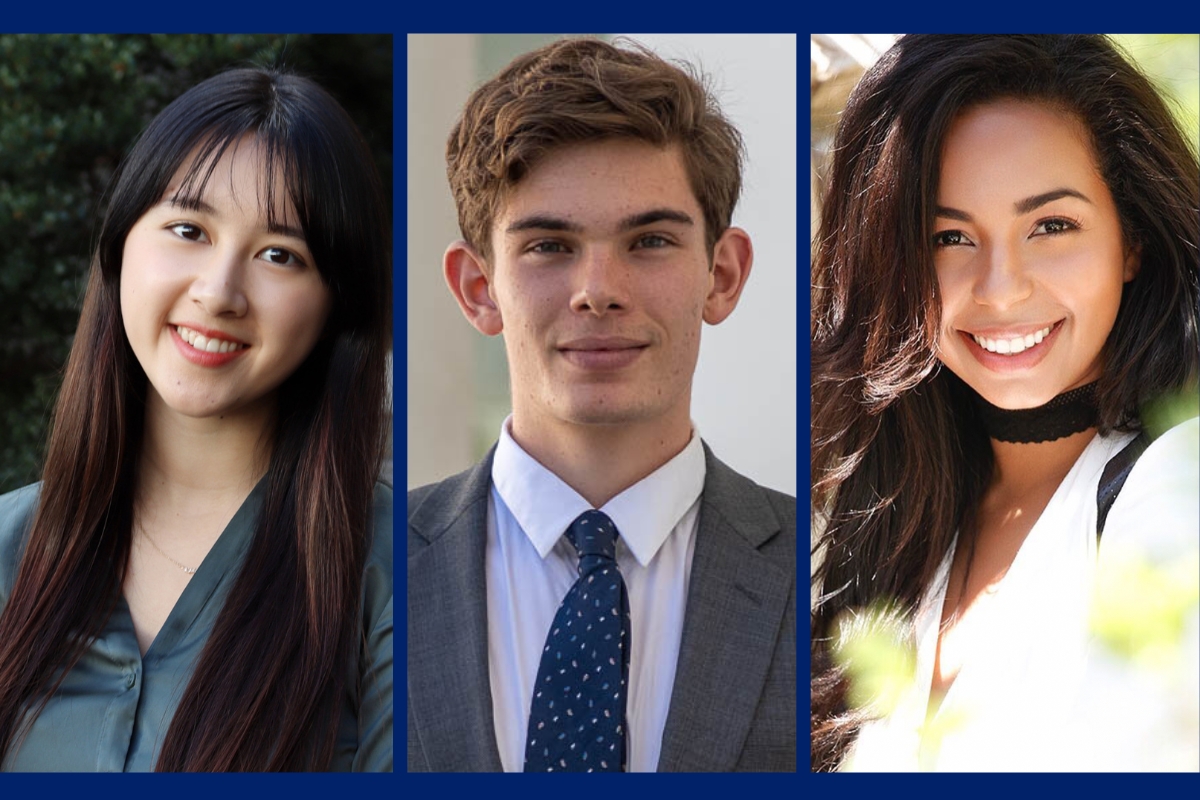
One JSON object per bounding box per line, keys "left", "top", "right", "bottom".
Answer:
{"left": 560, "top": 405, "right": 650, "bottom": 427}
{"left": 552, "top": 391, "right": 667, "bottom": 428}
{"left": 963, "top": 379, "right": 1064, "bottom": 411}
{"left": 160, "top": 396, "right": 232, "bottom": 419}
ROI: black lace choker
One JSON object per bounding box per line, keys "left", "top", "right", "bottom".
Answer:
{"left": 973, "top": 382, "right": 1099, "bottom": 443}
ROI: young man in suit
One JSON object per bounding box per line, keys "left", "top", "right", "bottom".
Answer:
{"left": 407, "top": 37, "right": 796, "bottom": 772}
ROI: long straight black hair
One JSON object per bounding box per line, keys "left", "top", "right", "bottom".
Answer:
{"left": 0, "top": 67, "right": 391, "bottom": 770}
{"left": 811, "top": 35, "right": 1199, "bottom": 770}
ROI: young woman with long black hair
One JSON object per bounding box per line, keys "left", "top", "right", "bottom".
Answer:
{"left": 0, "top": 66, "right": 392, "bottom": 771}
{"left": 811, "top": 35, "right": 1198, "bottom": 771}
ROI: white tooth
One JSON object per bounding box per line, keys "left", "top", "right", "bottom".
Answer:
{"left": 218, "top": 340, "right": 232, "bottom": 353}
{"left": 995, "top": 338, "right": 1011, "bottom": 354}
{"left": 1009, "top": 337, "right": 1026, "bottom": 354}
{"left": 193, "top": 334, "right": 208, "bottom": 350}
{"left": 1035, "top": 329, "right": 1045, "bottom": 343}
{"left": 204, "top": 338, "right": 221, "bottom": 353}
{"left": 1024, "top": 333, "right": 1036, "bottom": 349}
{"left": 983, "top": 338, "right": 996, "bottom": 352}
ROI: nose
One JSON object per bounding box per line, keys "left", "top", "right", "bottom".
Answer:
{"left": 570, "top": 245, "right": 629, "bottom": 316}
{"left": 971, "top": 242, "right": 1033, "bottom": 310}
{"left": 189, "top": 247, "right": 248, "bottom": 317}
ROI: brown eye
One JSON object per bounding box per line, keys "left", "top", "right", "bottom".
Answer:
{"left": 933, "top": 230, "right": 971, "bottom": 247}
{"left": 1033, "top": 218, "right": 1079, "bottom": 236}
{"left": 258, "top": 246, "right": 304, "bottom": 267}
{"left": 168, "top": 223, "right": 207, "bottom": 242}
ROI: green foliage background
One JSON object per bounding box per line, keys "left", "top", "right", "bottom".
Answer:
{"left": 0, "top": 34, "right": 392, "bottom": 493}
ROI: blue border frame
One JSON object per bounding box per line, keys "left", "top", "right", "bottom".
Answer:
{"left": 4, "top": 0, "right": 1200, "bottom": 791}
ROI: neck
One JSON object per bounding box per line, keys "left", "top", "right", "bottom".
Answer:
{"left": 509, "top": 411, "right": 693, "bottom": 508}
{"left": 988, "top": 427, "right": 1096, "bottom": 498}
{"left": 137, "top": 390, "right": 272, "bottom": 503}
{"left": 974, "top": 381, "right": 1101, "bottom": 499}
{"left": 973, "top": 382, "right": 1098, "bottom": 444}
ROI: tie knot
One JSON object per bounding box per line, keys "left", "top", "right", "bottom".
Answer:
{"left": 567, "top": 509, "right": 617, "bottom": 563}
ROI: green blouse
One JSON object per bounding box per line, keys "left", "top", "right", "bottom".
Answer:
{"left": 0, "top": 479, "right": 393, "bottom": 771}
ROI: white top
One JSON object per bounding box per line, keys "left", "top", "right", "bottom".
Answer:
{"left": 486, "top": 418, "right": 705, "bottom": 772}
{"left": 847, "top": 417, "right": 1200, "bottom": 771}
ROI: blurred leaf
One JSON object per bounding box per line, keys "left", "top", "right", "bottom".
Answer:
{"left": 1092, "top": 545, "right": 1200, "bottom": 672}
{"left": 833, "top": 601, "right": 917, "bottom": 715}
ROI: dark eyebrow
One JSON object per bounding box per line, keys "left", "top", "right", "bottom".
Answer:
{"left": 505, "top": 214, "right": 582, "bottom": 235}
{"left": 505, "top": 208, "right": 695, "bottom": 236}
{"left": 1013, "top": 188, "right": 1092, "bottom": 215}
{"left": 619, "top": 208, "right": 694, "bottom": 231}
{"left": 936, "top": 188, "right": 1093, "bottom": 223}
{"left": 934, "top": 205, "right": 973, "bottom": 222}
{"left": 164, "top": 196, "right": 306, "bottom": 241}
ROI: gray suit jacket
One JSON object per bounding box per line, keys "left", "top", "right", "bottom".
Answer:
{"left": 407, "top": 443, "right": 796, "bottom": 771}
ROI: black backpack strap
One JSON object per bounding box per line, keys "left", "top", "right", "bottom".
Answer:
{"left": 1096, "top": 430, "right": 1152, "bottom": 542}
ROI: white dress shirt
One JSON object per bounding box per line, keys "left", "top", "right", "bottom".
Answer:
{"left": 486, "top": 417, "right": 705, "bottom": 772}
{"left": 846, "top": 418, "right": 1200, "bottom": 771}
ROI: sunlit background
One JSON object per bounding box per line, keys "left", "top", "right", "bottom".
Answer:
{"left": 810, "top": 34, "right": 1200, "bottom": 771}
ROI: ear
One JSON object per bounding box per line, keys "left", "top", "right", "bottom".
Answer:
{"left": 444, "top": 240, "right": 503, "bottom": 336}
{"left": 703, "top": 226, "right": 753, "bottom": 324}
{"left": 1123, "top": 241, "right": 1141, "bottom": 282}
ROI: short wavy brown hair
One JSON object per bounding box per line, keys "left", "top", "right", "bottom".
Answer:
{"left": 446, "top": 37, "right": 745, "bottom": 260}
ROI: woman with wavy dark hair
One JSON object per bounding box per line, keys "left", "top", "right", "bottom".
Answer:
{"left": 811, "top": 35, "right": 1198, "bottom": 771}
{"left": 0, "top": 66, "right": 392, "bottom": 771}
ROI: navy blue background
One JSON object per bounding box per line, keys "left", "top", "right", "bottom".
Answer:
{"left": 5, "top": 0, "right": 1200, "bottom": 792}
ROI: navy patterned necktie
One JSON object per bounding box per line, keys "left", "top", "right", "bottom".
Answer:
{"left": 524, "top": 510, "right": 631, "bottom": 772}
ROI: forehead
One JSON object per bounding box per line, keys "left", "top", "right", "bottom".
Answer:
{"left": 495, "top": 139, "right": 700, "bottom": 231}
{"left": 167, "top": 135, "right": 300, "bottom": 227}
{"left": 938, "top": 99, "right": 1108, "bottom": 205}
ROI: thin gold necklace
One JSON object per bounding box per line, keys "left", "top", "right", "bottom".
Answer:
{"left": 139, "top": 527, "right": 199, "bottom": 575}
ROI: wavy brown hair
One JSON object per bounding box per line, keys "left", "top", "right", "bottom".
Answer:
{"left": 446, "top": 36, "right": 744, "bottom": 259}
{"left": 810, "top": 34, "right": 1199, "bottom": 770}
{"left": 0, "top": 67, "right": 391, "bottom": 770}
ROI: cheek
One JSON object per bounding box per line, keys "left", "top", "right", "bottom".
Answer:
{"left": 119, "top": 245, "right": 168, "bottom": 335}
{"left": 933, "top": 265, "right": 963, "bottom": 312}
{"left": 268, "top": 281, "right": 332, "bottom": 358}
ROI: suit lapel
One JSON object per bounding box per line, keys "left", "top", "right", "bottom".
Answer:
{"left": 407, "top": 451, "right": 504, "bottom": 771}
{"left": 657, "top": 448, "right": 792, "bottom": 771}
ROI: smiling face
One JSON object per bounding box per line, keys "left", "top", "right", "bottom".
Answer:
{"left": 460, "top": 139, "right": 748, "bottom": 446}
{"left": 933, "top": 99, "right": 1138, "bottom": 410}
{"left": 120, "top": 136, "right": 332, "bottom": 423}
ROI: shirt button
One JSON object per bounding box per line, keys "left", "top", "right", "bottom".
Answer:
{"left": 125, "top": 673, "right": 136, "bottom": 689}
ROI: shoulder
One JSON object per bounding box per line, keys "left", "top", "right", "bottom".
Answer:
{"left": 700, "top": 443, "right": 797, "bottom": 551}
{"left": 0, "top": 482, "right": 40, "bottom": 535}
{"left": 1104, "top": 416, "right": 1198, "bottom": 553}
{"left": 363, "top": 479, "right": 393, "bottom": 626}
{"left": 406, "top": 450, "right": 495, "bottom": 555}
{"left": 368, "top": 478, "right": 393, "bottom": 564}
{"left": 0, "top": 482, "right": 41, "bottom": 604}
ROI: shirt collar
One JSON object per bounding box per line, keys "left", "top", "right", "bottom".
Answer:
{"left": 492, "top": 416, "right": 706, "bottom": 567}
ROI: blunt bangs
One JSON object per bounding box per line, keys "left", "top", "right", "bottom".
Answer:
{"left": 97, "top": 68, "right": 390, "bottom": 340}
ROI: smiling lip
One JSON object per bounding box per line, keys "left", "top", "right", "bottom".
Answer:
{"left": 959, "top": 320, "right": 1063, "bottom": 372}
{"left": 558, "top": 337, "right": 649, "bottom": 370}
{"left": 170, "top": 324, "right": 250, "bottom": 367}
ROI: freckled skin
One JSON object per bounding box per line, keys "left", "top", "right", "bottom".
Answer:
{"left": 934, "top": 100, "right": 1137, "bottom": 409}
{"left": 444, "top": 137, "right": 751, "bottom": 504}
{"left": 488, "top": 140, "right": 717, "bottom": 437}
